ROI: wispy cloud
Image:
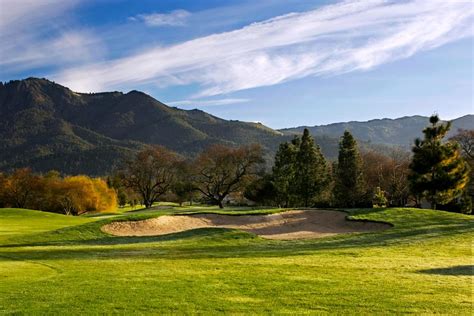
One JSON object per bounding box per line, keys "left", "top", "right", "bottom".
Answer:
{"left": 54, "top": 0, "right": 474, "bottom": 96}
{"left": 130, "top": 10, "right": 191, "bottom": 27}
{"left": 1, "top": 30, "right": 103, "bottom": 72}
{"left": 0, "top": 0, "right": 103, "bottom": 72}
{"left": 166, "top": 98, "right": 250, "bottom": 107}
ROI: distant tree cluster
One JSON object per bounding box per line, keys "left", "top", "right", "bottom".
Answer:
{"left": 270, "top": 129, "right": 330, "bottom": 207}
{"left": 116, "top": 144, "right": 264, "bottom": 209}
{"left": 244, "top": 116, "right": 471, "bottom": 213}
{"left": 113, "top": 115, "right": 471, "bottom": 214}
{"left": 0, "top": 169, "right": 117, "bottom": 215}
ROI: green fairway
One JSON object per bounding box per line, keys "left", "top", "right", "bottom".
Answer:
{"left": 0, "top": 207, "right": 472, "bottom": 314}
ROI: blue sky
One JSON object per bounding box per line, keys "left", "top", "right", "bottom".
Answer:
{"left": 1, "top": 0, "right": 472, "bottom": 128}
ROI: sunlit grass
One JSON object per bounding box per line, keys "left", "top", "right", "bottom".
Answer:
{"left": 0, "top": 207, "right": 472, "bottom": 314}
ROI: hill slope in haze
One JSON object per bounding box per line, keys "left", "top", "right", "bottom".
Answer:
{"left": 280, "top": 115, "right": 473, "bottom": 147}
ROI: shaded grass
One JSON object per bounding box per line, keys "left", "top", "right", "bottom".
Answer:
{"left": 0, "top": 207, "right": 472, "bottom": 314}
{"left": 419, "top": 265, "right": 473, "bottom": 276}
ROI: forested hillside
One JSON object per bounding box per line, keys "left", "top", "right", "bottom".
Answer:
{"left": 0, "top": 78, "right": 289, "bottom": 174}
{"left": 2, "top": 78, "right": 469, "bottom": 175}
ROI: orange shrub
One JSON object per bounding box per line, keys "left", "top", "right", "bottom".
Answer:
{"left": 0, "top": 170, "right": 117, "bottom": 215}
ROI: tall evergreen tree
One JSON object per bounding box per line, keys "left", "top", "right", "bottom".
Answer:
{"left": 272, "top": 137, "right": 299, "bottom": 207}
{"left": 333, "top": 131, "right": 366, "bottom": 207}
{"left": 409, "top": 115, "right": 470, "bottom": 210}
{"left": 294, "top": 129, "right": 331, "bottom": 207}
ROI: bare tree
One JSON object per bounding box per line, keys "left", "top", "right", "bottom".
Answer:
{"left": 387, "top": 150, "right": 411, "bottom": 206}
{"left": 450, "top": 129, "right": 474, "bottom": 161}
{"left": 361, "top": 149, "right": 410, "bottom": 206}
{"left": 192, "top": 144, "right": 264, "bottom": 208}
{"left": 119, "top": 146, "right": 180, "bottom": 208}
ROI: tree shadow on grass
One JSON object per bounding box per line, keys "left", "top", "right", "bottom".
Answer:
{"left": 418, "top": 265, "right": 473, "bottom": 276}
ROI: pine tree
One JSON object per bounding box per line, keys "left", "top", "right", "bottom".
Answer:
{"left": 409, "top": 115, "right": 470, "bottom": 210}
{"left": 272, "top": 137, "right": 299, "bottom": 207}
{"left": 294, "top": 129, "right": 330, "bottom": 207}
{"left": 333, "top": 131, "right": 366, "bottom": 207}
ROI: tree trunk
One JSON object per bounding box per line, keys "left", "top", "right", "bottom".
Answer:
{"left": 218, "top": 200, "right": 224, "bottom": 209}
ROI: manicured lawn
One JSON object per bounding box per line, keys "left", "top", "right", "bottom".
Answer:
{"left": 0, "top": 207, "right": 472, "bottom": 314}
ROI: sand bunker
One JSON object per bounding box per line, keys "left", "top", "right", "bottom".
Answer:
{"left": 102, "top": 210, "right": 390, "bottom": 240}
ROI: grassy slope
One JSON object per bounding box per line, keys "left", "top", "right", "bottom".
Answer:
{"left": 0, "top": 207, "right": 472, "bottom": 314}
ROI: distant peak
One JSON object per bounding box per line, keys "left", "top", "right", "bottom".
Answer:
{"left": 127, "top": 90, "right": 147, "bottom": 96}
{"left": 5, "top": 77, "right": 64, "bottom": 90}
{"left": 24, "top": 77, "right": 51, "bottom": 82}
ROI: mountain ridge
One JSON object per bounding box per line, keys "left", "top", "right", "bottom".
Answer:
{"left": 280, "top": 114, "right": 473, "bottom": 147}
{"left": 0, "top": 78, "right": 289, "bottom": 175}
{"left": 1, "top": 77, "right": 471, "bottom": 175}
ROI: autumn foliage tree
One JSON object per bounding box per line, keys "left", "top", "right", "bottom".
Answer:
{"left": 192, "top": 144, "right": 264, "bottom": 208}
{"left": 119, "top": 146, "right": 181, "bottom": 208}
{"left": 2, "top": 168, "right": 42, "bottom": 209}
{"left": 51, "top": 176, "right": 117, "bottom": 215}
{"left": 0, "top": 169, "right": 117, "bottom": 215}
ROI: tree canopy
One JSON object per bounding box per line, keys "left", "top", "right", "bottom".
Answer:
{"left": 119, "top": 146, "right": 181, "bottom": 208}
{"left": 333, "top": 131, "right": 367, "bottom": 207}
{"left": 192, "top": 144, "right": 264, "bottom": 208}
{"left": 409, "top": 115, "right": 470, "bottom": 210}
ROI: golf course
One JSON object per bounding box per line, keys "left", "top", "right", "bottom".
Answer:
{"left": 0, "top": 206, "right": 472, "bottom": 314}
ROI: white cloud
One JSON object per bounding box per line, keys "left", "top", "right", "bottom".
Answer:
{"left": 130, "top": 10, "right": 191, "bottom": 27}
{"left": 0, "top": 0, "right": 76, "bottom": 32}
{"left": 1, "top": 30, "right": 103, "bottom": 72}
{"left": 53, "top": 0, "right": 474, "bottom": 96}
{"left": 166, "top": 98, "right": 250, "bottom": 107}
{"left": 0, "top": 0, "right": 103, "bottom": 72}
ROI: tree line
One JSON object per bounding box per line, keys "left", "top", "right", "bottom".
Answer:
{"left": 0, "top": 115, "right": 471, "bottom": 214}
{"left": 111, "top": 115, "right": 471, "bottom": 213}
{"left": 245, "top": 129, "right": 409, "bottom": 209}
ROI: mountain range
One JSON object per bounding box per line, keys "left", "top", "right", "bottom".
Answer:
{"left": 280, "top": 115, "right": 473, "bottom": 147}
{"left": 0, "top": 78, "right": 472, "bottom": 175}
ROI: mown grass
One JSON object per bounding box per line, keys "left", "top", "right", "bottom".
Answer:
{"left": 0, "top": 206, "right": 472, "bottom": 314}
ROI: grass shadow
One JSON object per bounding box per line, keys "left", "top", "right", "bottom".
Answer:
{"left": 418, "top": 265, "right": 473, "bottom": 276}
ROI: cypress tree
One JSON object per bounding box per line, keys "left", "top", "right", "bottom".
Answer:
{"left": 272, "top": 137, "right": 299, "bottom": 207}
{"left": 333, "top": 130, "right": 366, "bottom": 207}
{"left": 294, "top": 129, "right": 330, "bottom": 207}
{"left": 409, "top": 115, "right": 470, "bottom": 209}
